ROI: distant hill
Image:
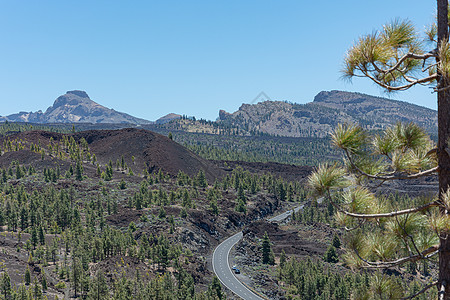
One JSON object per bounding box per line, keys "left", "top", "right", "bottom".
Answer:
{"left": 218, "top": 90, "right": 437, "bottom": 137}
{"left": 1, "top": 128, "right": 224, "bottom": 182}
{"left": 0, "top": 90, "right": 153, "bottom": 125}
{"left": 156, "top": 113, "right": 182, "bottom": 124}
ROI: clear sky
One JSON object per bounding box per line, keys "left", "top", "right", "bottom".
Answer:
{"left": 0, "top": 1, "right": 438, "bottom": 121}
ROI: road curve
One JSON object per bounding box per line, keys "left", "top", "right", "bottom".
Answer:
{"left": 213, "top": 204, "right": 307, "bottom": 299}
{"left": 212, "top": 232, "right": 265, "bottom": 300}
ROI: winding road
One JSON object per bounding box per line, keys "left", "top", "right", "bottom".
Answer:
{"left": 212, "top": 232, "right": 264, "bottom": 300}
{"left": 212, "top": 204, "right": 305, "bottom": 299}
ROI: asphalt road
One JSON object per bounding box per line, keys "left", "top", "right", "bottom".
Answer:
{"left": 212, "top": 232, "right": 265, "bottom": 300}
{"left": 212, "top": 204, "right": 309, "bottom": 299}
{"left": 268, "top": 204, "right": 305, "bottom": 222}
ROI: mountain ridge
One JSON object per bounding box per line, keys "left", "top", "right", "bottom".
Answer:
{"left": 1, "top": 90, "right": 438, "bottom": 138}
{"left": 0, "top": 90, "right": 154, "bottom": 125}
{"left": 217, "top": 90, "right": 437, "bottom": 137}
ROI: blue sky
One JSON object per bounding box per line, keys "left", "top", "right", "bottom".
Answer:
{"left": 0, "top": 1, "right": 438, "bottom": 121}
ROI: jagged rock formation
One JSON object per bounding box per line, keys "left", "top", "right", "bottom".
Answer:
{"left": 0, "top": 90, "right": 153, "bottom": 124}
{"left": 218, "top": 90, "right": 437, "bottom": 137}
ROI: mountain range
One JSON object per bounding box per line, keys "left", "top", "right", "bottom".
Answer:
{"left": 218, "top": 90, "right": 437, "bottom": 137}
{"left": 1, "top": 90, "right": 438, "bottom": 137}
{"left": 0, "top": 90, "right": 180, "bottom": 125}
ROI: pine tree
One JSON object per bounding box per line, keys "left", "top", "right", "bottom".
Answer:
{"left": 41, "top": 272, "right": 47, "bottom": 292}
{"left": 158, "top": 207, "right": 166, "bottom": 219}
{"left": 235, "top": 199, "right": 246, "bottom": 214}
{"left": 39, "top": 226, "right": 45, "bottom": 245}
{"left": 75, "top": 160, "right": 83, "bottom": 181}
{"left": 25, "top": 267, "right": 31, "bottom": 285}
{"left": 279, "top": 249, "right": 287, "bottom": 269}
{"left": 332, "top": 234, "right": 341, "bottom": 249}
{"left": 210, "top": 198, "right": 219, "bottom": 216}
{"left": 196, "top": 170, "right": 207, "bottom": 188}
{"left": 324, "top": 245, "right": 338, "bottom": 263}
{"left": 31, "top": 226, "right": 38, "bottom": 249}
{"left": 1, "top": 271, "right": 11, "bottom": 299}
{"left": 33, "top": 276, "right": 42, "bottom": 299}
{"left": 207, "top": 276, "right": 224, "bottom": 299}
{"left": 309, "top": 2, "right": 450, "bottom": 297}
{"left": 262, "top": 232, "right": 274, "bottom": 265}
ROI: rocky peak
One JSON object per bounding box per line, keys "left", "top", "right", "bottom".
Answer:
{"left": 51, "top": 90, "right": 94, "bottom": 111}
{"left": 219, "top": 109, "right": 231, "bottom": 121}
{"left": 67, "top": 90, "right": 89, "bottom": 98}
{"left": 1, "top": 90, "right": 153, "bottom": 124}
{"left": 313, "top": 90, "right": 348, "bottom": 103}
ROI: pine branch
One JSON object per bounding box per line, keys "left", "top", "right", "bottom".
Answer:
{"left": 354, "top": 245, "right": 439, "bottom": 268}
{"left": 380, "top": 51, "right": 437, "bottom": 74}
{"left": 344, "top": 219, "right": 367, "bottom": 231}
{"left": 361, "top": 70, "right": 437, "bottom": 91}
{"left": 401, "top": 281, "right": 438, "bottom": 300}
{"left": 344, "top": 149, "right": 438, "bottom": 180}
{"left": 333, "top": 198, "right": 438, "bottom": 219}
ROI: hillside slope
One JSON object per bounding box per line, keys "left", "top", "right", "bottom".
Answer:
{"left": 2, "top": 128, "right": 224, "bottom": 182}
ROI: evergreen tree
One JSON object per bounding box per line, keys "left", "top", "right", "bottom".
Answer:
{"left": 207, "top": 276, "right": 224, "bottom": 300}
{"left": 39, "top": 226, "right": 45, "bottom": 245}
{"left": 334, "top": 1, "right": 450, "bottom": 297}
{"left": 0, "top": 271, "right": 11, "bottom": 299}
{"left": 25, "top": 267, "right": 31, "bottom": 285}
{"left": 324, "top": 245, "right": 338, "bottom": 263}
{"left": 31, "top": 226, "right": 38, "bottom": 249}
{"left": 234, "top": 199, "right": 246, "bottom": 214}
{"left": 196, "top": 170, "right": 207, "bottom": 188}
{"left": 88, "top": 271, "right": 108, "bottom": 300}
{"left": 158, "top": 207, "right": 166, "bottom": 219}
{"left": 33, "top": 276, "right": 42, "bottom": 299}
{"left": 332, "top": 234, "right": 341, "bottom": 249}
{"left": 262, "top": 232, "right": 274, "bottom": 265}
{"left": 210, "top": 198, "right": 219, "bottom": 216}
{"left": 41, "top": 272, "right": 47, "bottom": 292}
{"left": 75, "top": 160, "right": 83, "bottom": 181}
{"left": 279, "top": 249, "right": 287, "bottom": 269}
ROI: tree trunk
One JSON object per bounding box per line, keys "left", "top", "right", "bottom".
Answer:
{"left": 437, "top": 0, "right": 450, "bottom": 299}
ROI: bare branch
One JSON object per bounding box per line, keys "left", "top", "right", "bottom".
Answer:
{"left": 422, "top": 62, "right": 438, "bottom": 73}
{"left": 439, "top": 281, "right": 446, "bottom": 300}
{"left": 354, "top": 245, "right": 439, "bottom": 268}
{"left": 361, "top": 70, "right": 437, "bottom": 91}
{"left": 434, "top": 84, "right": 450, "bottom": 92}
{"left": 403, "top": 75, "right": 419, "bottom": 83}
{"left": 337, "top": 201, "right": 438, "bottom": 219}
{"left": 381, "top": 51, "right": 437, "bottom": 74}
{"left": 344, "top": 149, "right": 439, "bottom": 180}
{"left": 325, "top": 189, "right": 437, "bottom": 220}
{"left": 344, "top": 219, "right": 367, "bottom": 231}
{"left": 401, "top": 281, "right": 438, "bottom": 300}
{"left": 425, "top": 148, "right": 438, "bottom": 157}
